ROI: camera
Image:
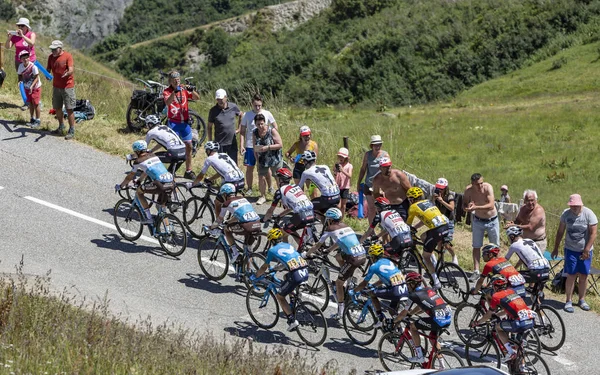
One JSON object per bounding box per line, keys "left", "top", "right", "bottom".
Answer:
{"left": 186, "top": 84, "right": 197, "bottom": 92}
{"left": 434, "top": 188, "right": 441, "bottom": 195}
{"left": 335, "top": 163, "right": 341, "bottom": 172}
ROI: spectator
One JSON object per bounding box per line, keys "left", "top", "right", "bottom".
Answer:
{"left": 162, "top": 70, "right": 200, "bottom": 180}
{"left": 507, "top": 190, "right": 547, "bottom": 251}
{"left": 16, "top": 50, "right": 41, "bottom": 128}
{"left": 463, "top": 173, "right": 500, "bottom": 281}
{"left": 5, "top": 18, "right": 36, "bottom": 74}
{"left": 208, "top": 89, "right": 241, "bottom": 164}
{"left": 240, "top": 94, "right": 277, "bottom": 196}
{"left": 433, "top": 177, "right": 458, "bottom": 265}
{"left": 552, "top": 194, "right": 597, "bottom": 313}
{"left": 252, "top": 113, "right": 283, "bottom": 205}
{"left": 285, "top": 126, "right": 318, "bottom": 185}
{"left": 500, "top": 185, "right": 511, "bottom": 203}
{"left": 372, "top": 157, "right": 411, "bottom": 221}
{"left": 356, "top": 135, "right": 389, "bottom": 223}
{"left": 46, "top": 40, "right": 76, "bottom": 140}
{"left": 334, "top": 147, "right": 353, "bottom": 219}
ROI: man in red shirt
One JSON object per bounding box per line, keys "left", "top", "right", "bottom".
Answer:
{"left": 471, "top": 243, "right": 527, "bottom": 297}
{"left": 163, "top": 71, "right": 200, "bottom": 180}
{"left": 46, "top": 40, "right": 76, "bottom": 140}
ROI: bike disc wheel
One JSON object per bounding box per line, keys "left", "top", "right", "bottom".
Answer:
{"left": 342, "top": 301, "right": 378, "bottom": 346}
{"left": 453, "top": 303, "right": 486, "bottom": 346}
{"left": 183, "top": 197, "right": 215, "bottom": 238}
{"left": 378, "top": 331, "right": 416, "bottom": 372}
{"left": 197, "top": 237, "right": 229, "bottom": 280}
{"left": 298, "top": 274, "right": 330, "bottom": 312}
{"left": 242, "top": 253, "right": 267, "bottom": 295}
{"left": 294, "top": 301, "right": 327, "bottom": 347}
{"left": 113, "top": 199, "right": 144, "bottom": 241}
{"left": 157, "top": 213, "right": 187, "bottom": 257}
{"left": 521, "top": 350, "right": 551, "bottom": 375}
{"left": 437, "top": 262, "right": 470, "bottom": 306}
{"left": 465, "top": 333, "right": 501, "bottom": 368}
{"left": 536, "top": 304, "right": 566, "bottom": 351}
{"left": 246, "top": 287, "right": 280, "bottom": 329}
{"left": 433, "top": 348, "right": 465, "bottom": 369}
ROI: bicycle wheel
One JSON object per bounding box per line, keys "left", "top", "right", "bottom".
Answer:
{"left": 183, "top": 197, "right": 216, "bottom": 238}
{"left": 298, "top": 274, "right": 330, "bottom": 312}
{"left": 342, "top": 301, "right": 378, "bottom": 346}
{"left": 113, "top": 199, "right": 144, "bottom": 241}
{"left": 453, "top": 303, "right": 486, "bottom": 345}
{"left": 465, "top": 333, "right": 501, "bottom": 368}
{"left": 246, "top": 287, "right": 280, "bottom": 329}
{"left": 188, "top": 110, "right": 207, "bottom": 144}
{"left": 157, "top": 213, "right": 187, "bottom": 257}
{"left": 197, "top": 237, "right": 229, "bottom": 280}
{"left": 535, "top": 304, "right": 566, "bottom": 351}
{"left": 294, "top": 301, "right": 328, "bottom": 347}
{"left": 398, "top": 250, "right": 422, "bottom": 275}
{"left": 126, "top": 103, "right": 148, "bottom": 133}
{"left": 168, "top": 183, "right": 191, "bottom": 215}
{"left": 242, "top": 252, "right": 267, "bottom": 294}
{"left": 432, "top": 348, "right": 465, "bottom": 369}
{"left": 378, "top": 331, "right": 416, "bottom": 372}
{"left": 521, "top": 350, "right": 551, "bottom": 375}
{"left": 518, "top": 329, "right": 541, "bottom": 355}
{"left": 436, "top": 262, "right": 470, "bottom": 306}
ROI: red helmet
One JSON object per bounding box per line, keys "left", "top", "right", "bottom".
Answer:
{"left": 482, "top": 244, "right": 500, "bottom": 257}
{"left": 375, "top": 197, "right": 391, "bottom": 211}
{"left": 490, "top": 274, "right": 508, "bottom": 290}
{"left": 276, "top": 167, "right": 293, "bottom": 180}
{"left": 405, "top": 272, "right": 423, "bottom": 285}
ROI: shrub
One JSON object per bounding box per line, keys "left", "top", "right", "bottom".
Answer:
{"left": 0, "top": 0, "right": 16, "bottom": 21}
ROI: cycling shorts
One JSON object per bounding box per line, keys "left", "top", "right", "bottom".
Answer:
{"left": 414, "top": 316, "right": 446, "bottom": 332}
{"left": 154, "top": 150, "right": 186, "bottom": 174}
{"left": 423, "top": 224, "right": 449, "bottom": 253}
{"left": 293, "top": 162, "right": 305, "bottom": 180}
{"left": 227, "top": 220, "right": 261, "bottom": 235}
{"left": 215, "top": 179, "right": 245, "bottom": 203}
{"left": 140, "top": 180, "right": 175, "bottom": 205}
{"left": 521, "top": 268, "right": 550, "bottom": 284}
{"left": 312, "top": 194, "right": 341, "bottom": 214}
{"left": 338, "top": 254, "right": 366, "bottom": 281}
{"left": 388, "top": 234, "right": 414, "bottom": 255}
{"left": 167, "top": 120, "right": 193, "bottom": 142}
{"left": 279, "top": 268, "right": 309, "bottom": 297}
{"left": 499, "top": 318, "right": 534, "bottom": 334}
{"left": 390, "top": 200, "right": 410, "bottom": 221}
{"left": 372, "top": 284, "right": 408, "bottom": 311}
{"left": 283, "top": 211, "right": 315, "bottom": 234}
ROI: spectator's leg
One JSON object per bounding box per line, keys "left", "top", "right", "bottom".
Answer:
{"left": 184, "top": 141, "right": 193, "bottom": 172}
{"left": 578, "top": 273, "right": 588, "bottom": 302}
{"left": 366, "top": 194, "right": 376, "bottom": 223}
{"left": 245, "top": 165, "right": 254, "bottom": 191}
{"left": 565, "top": 273, "right": 577, "bottom": 303}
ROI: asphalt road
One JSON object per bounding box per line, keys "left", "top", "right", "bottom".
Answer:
{"left": 0, "top": 121, "right": 596, "bottom": 374}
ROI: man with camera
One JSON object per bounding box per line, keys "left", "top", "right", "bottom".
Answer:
{"left": 163, "top": 70, "right": 200, "bottom": 180}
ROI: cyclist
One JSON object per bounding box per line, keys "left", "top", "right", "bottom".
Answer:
{"left": 305, "top": 207, "right": 366, "bottom": 320}
{"left": 405, "top": 187, "right": 450, "bottom": 289}
{"left": 251, "top": 228, "right": 309, "bottom": 332}
{"left": 471, "top": 274, "right": 537, "bottom": 362}
{"left": 262, "top": 167, "right": 316, "bottom": 246}
{"left": 362, "top": 197, "right": 413, "bottom": 257}
{"left": 210, "top": 183, "right": 261, "bottom": 263}
{"left": 472, "top": 244, "right": 527, "bottom": 298}
{"left": 394, "top": 272, "right": 452, "bottom": 364}
{"left": 352, "top": 243, "right": 408, "bottom": 328}
{"left": 297, "top": 150, "right": 341, "bottom": 218}
{"left": 505, "top": 226, "right": 550, "bottom": 286}
{"left": 143, "top": 115, "right": 187, "bottom": 175}
{"left": 190, "top": 141, "right": 245, "bottom": 215}
{"left": 117, "top": 140, "right": 174, "bottom": 224}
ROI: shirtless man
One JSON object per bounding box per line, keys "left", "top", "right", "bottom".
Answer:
{"left": 372, "top": 157, "right": 412, "bottom": 221}
{"left": 506, "top": 190, "right": 547, "bottom": 251}
{"left": 463, "top": 173, "right": 499, "bottom": 280}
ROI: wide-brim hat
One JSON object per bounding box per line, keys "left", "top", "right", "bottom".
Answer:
{"left": 370, "top": 135, "right": 383, "bottom": 145}
{"left": 49, "top": 40, "right": 64, "bottom": 49}
{"left": 16, "top": 18, "right": 31, "bottom": 30}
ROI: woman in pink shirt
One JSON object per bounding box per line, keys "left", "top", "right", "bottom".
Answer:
{"left": 5, "top": 18, "right": 36, "bottom": 73}
{"left": 334, "top": 147, "right": 353, "bottom": 218}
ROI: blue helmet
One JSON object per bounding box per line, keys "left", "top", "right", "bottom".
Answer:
{"left": 325, "top": 207, "right": 342, "bottom": 221}
{"left": 132, "top": 140, "right": 147, "bottom": 152}
{"left": 219, "top": 183, "right": 236, "bottom": 196}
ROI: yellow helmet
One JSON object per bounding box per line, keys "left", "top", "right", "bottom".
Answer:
{"left": 406, "top": 187, "right": 424, "bottom": 199}
{"left": 368, "top": 243, "right": 384, "bottom": 258}
{"left": 267, "top": 228, "right": 284, "bottom": 241}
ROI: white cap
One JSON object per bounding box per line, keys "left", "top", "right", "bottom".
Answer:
{"left": 370, "top": 135, "right": 383, "bottom": 145}
{"left": 215, "top": 89, "right": 227, "bottom": 99}
{"left": 49, "top": 40, "right": 63, "bottom": 49}
{"left": 435, "top": 178, "right": 449, "bottom": 189}
{"left": 16, "top": 18, "right": 31, "bottom": 30}
{"left": 300, "top": 126, "right": 311, "bottom": 136}
{"left": 337, "top": 147, "right": 349, "bottom": 158}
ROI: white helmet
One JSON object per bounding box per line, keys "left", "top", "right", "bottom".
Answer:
{"left": 145, "top": 115, "right": 161, "bottom": 128}
{"left": 301, "top": 150, "right": 316, "bottom": 162}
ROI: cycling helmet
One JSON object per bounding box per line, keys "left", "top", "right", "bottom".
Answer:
{"left": 276, "top": 167, "right": 293, "bottom": 181}
{"left": 324, "top": 207, "right": 343, "bottom": 221}
{"left": 405, "top": 272, "right": 423, "bottom": 285}
{"left": 374, "top": 197, "right": 391, "bottom": 211}
{"left": 145, "top": 115, "right": 161, "bottom": 128}
{"left": 406, "top": 187, "right": 424, "bottom": 199}
{"left": 204, "top": 141, "right": 220, "bottom": 153}
{"left": 490, "top": 274, "right": 508, "bottom": 290}
{"left": 219, "top": 183, "right": 236, "bottom": 196}
{"left": 301, "top": 150, "right": 316, "bottom": 163}
{"left": 506, "top": 226, "right": 523, "bottom": 239}
{"left": 368, "top": 243, "right": 384, "bottom": 258}
{"left": 379, "top": 157, "right": 392, "bottom": 167}
{"left": 482, "top": 243, "right": 501, "bottom": 258}
{"left": 132, "top": 140, "right": 147, "bottom": 153}
{"left": 267, "top": 228, "right": 284, "bottom": 242}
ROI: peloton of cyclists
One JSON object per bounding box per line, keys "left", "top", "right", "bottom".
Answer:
{"left": 471, "top": 243, "right": 527, "bottom": 298}
{"left": 363, "top": 197, "right": 414, "bottom": 257}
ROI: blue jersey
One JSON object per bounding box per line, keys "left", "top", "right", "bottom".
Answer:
{"left": 221, "top": 197, "right": 260, "bottom": 223}
{"left": 132, "top": 155, "right": 173, "bottom": 183}
{"left": 265, "top": 242, "right": 308, "bottom": 271}
{"left": 319, "top": 225, "right": 365, "bottom": 257}
{"left": 364, "top": 258, "right": 405, "bottom": 287}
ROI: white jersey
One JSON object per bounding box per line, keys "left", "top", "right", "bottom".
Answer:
{"left": 319, "top": 225, "right": 365, "bottom": 257}
{"left": 145, "top": 125, "right": 186, "bottom": 152}
{"left": 241, "top": 110, "right": 276, "bottom": 149}
{"left": 377, "top": 210, "right": 411, "bottom": 239}
{"left": 298, "top": 164, "right": 340, "bottom": 197}
{"left": 506, "top": 238, "right": 550, "bottom": 270}
{"left": 273, "top": 184, "right": 314, "bottom": 213}
{"left": 201, "top": 153, "right": 244, "bottom": 182}
{"left": 221, "top": 197, "right": 260, "bottom": 222}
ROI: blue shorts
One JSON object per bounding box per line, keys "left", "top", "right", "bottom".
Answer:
{"left": 564, "top": 248, "right": 593, "bottom": 275}
{"left": 244, "top": 148, "right": 256, "bottom": 166}
{"left": 167, "top": 120, "right": 193, "bottom": 142}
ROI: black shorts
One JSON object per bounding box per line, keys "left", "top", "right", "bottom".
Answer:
{"left": 279, "top": 268, "right": 309, "bottom": 296}
{"left": 215, "top": 179, "right": 245, "bottom": 203}
{"left": 390, "top": 200, "right": 410, "bottom": 221}
{"left": 423, "top": 224, "right": 449, "bottom": 253}
{"left": 140, "top": 180, "right": 175, "bottom": 205}
{"left": 521, "top": 268, "right": 550, "bottom": 284}
{"left": 388, "top": 233, "right": 414, "bottom": 255}
{"left": 293, "top": 162, "right": 305, "bottom": 180}
{"left": 340, "top": 189, "right": 350, "bottom": 199}
{"left": 283, "top": 211, "right": 315, "bottom": 234}
{"left": 155, "top": 150, "right": 186, "bottom": 174}
{"left": 338, "top": 254, "right": 367, "bottom": 281}
{"left": 312, "top": 195, "right": 341, "bottom": 214}
{"left": 414, "top": 316, "right": 445, "bottom": 332}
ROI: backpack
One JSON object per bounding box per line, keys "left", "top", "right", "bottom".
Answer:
{"left": 551, "top": 268, "right": 566, "bottom": 294}
{"left": 73, "top": 99, "right": 96, "bottom": 120}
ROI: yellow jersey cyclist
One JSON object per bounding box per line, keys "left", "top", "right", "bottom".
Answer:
{"left": 406, "top": 187, "right": 450, "bottom": 289}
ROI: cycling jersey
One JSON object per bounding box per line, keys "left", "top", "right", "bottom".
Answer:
{"left": 298, "top": 165, "right": 340, "bottom": 197}
{"left": 319, "top": 224, "right": 365, "bottom": 257}
{"left": 220, "top": 196, "right": 260, "bottom": 223}
{"left": 404, "top": 287, "right": 452, "bottom": 328}
{"left": 163, "top": 87, "right": 192, "bottom": 123}
{"left": 145, "top": 125, "right": 186, "bottom": 152}
{"left": 364, "top": 258, "right": 406, "bottom": 289}
{"left": 201, "top": 153, "right": 244, "bottom": 182}
{"left": 271, "top": 184, "right": 314, "bottom": 214}
{"left": 265, "top": 242, "right": 308, "bottom": 272}
{"left": 371, "top": 210, "right": 412, "bottom": 240}
{"left": 490, "top": 289, "right": 536, "bottom": 321}
{"left": 406, "top": 199, "right": 449, "bottom": 230}
{"left": 506, "top": 238, "right": 550, "bottom": 270}
{"left": 482, "top": 257, "right": 526, "bottom": 287}
{"left": 132, "top": 154, "right": 173, "bottom": 183}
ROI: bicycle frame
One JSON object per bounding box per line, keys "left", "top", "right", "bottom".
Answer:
{"left": 349, "top": 289, "right": 397, "bottom": 328}
{"left": 394, "top": 321, "right": 447, "bottom": 369}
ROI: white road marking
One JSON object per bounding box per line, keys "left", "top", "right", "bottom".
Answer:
{"left": 24, "top": 196, "right": 159, "bottom": 245}
{"left": 553, "top": 356, "right": 576, "bottom": 366}
{"left": 0, "top": 186, "right": 4, "bottom": 190}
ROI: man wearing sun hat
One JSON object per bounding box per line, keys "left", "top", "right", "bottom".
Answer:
{"left": 433, "top": 177, "right": 459, "bottom": 264}
{"left": 46, "top": 40, "right": 76, "bottom": 140}
{"left": 552, "top": 194, "right": 597, "bottom": 313}
{"left": 357, "top": 135, "right": 390, "bottom": 222}
{"left": 208, "top": 88, "right": 242, "bottom": 164}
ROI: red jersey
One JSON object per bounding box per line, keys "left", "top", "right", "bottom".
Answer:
{"left": 163, "top": 87, "right": 192, "bottom": 123}
{"left": 47, "top": 51, "right": 74, "bottom": 89}
{"left": 490, "top": 289, "right": 536, "bottom": 321}
{"left": 482, "top": 257, "right": 525, "bottom": 287}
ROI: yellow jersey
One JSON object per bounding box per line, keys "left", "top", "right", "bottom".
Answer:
{"left": 407, "top": 199, "right": 448, "bottom": 229}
